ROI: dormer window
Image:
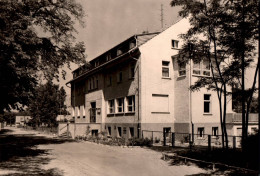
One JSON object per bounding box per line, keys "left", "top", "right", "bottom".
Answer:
{"left": 117, "top": 48, "right": 123, "bottom": 56}
{"left": 106, "top": 53, "right": 111, "bottom": 61}
{"left": 95, "top": 60, "right": 99, "bottom": 67}
{"left": 171, "top": 40, "right": 179, "bottom": 49}
{"left": 129, "top": 40, "right": 136, "bottom": 49}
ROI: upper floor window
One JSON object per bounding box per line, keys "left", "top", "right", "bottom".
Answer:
{"left": 129, "top": 64, "right": 135, "bottom": 79}
{"left": 193, "top": 59, "right": 210, "bottom": 76}
{"left": 171, "top": 40, "right": 179, "bottom": 49}
{"left": 108, "top": 100, "right": 115, "bottom": 114}
{"left": 82, "top": 105, "right": 86, "bottom": 118}
{"left": 107, "top": 75, "right": 112, "bottom": 86}
{"left": 116, "top": 98, "right": 124, "bottom": 113}
{"left": 117, "top": 71, "right": 123, "bottom": 83}
{"left": 178, "top": 61, "right": 186, "bottom": 77}
{"left": 204, "top": 94, "right": 211, "bottom": 114}
{"left": 126, "top": 95, "right": 135, "bottom": 112}
{"left": 162, "top": 61, "right": 170, "bottom": 78}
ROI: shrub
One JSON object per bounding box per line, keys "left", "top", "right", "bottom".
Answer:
{"left": 128, "top": 137, "right": 152, "bottom": 147}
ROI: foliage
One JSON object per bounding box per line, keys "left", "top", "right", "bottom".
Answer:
{"left": 0, "top": 0, "right": 86, "bottom": 113}
{"left": 0, "top": 112, "right": 15, "bottom": 124}
{"left": 171, "top": 0, "right": 259, "bottom": 148}
{"left": 128, "top": 137, "right": 153, "bottom": 147}
{"left": 28, "top": 81, "right": 67, "bottom": 127}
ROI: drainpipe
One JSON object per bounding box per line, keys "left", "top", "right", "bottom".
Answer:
{"left": 128, "top": 35, "right": 141, "bottom": 138}
{"left": 189, "top": 46, "right": 194, "bottom": 143}
{"left": 74, "top": 82, "right": 76, "bottom": 139}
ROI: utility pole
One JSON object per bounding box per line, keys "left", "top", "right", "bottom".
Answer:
{"left": 160, "top": 4, "right": 164, "bottom": 30}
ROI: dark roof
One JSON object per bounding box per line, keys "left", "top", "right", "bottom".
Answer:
{"left": 67, "top": 32, "right": 160, "bottom": 85}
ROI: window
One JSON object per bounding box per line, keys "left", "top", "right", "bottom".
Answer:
{"left": 108, "top": 100, "right": 115, "bottom": 114}
{"left": 82, "top": 105, "right": 86, "bottom": 118}
{"left": 116, "top": 98, "right": 124, "bottom": 113}
{"left": 94, "top": 60, "right": 99, "bottom": 67}
{"left": 123, "top": 127, "right": 127, "bottom": 135}
{"left": 129, "top": 64, "right": 135, "bottom": 78}
{"left": 108, "top": 126, "right": 111, "bottom": 136}
{"left": 193, "top": 59, "right": 211, "bottom": 76}
{"left": 204, "top": 94, "right": 211, "bottom": 113}
{"left": 117, "top": 71, "right": 123, "bottom": 83}
{"left": 96, "top": 79, "right": 98, "bottom": 89}
{"left": 178, "top": 61, "right": 186, "bottom": 76}
{"left": 117, "top": 48, "right": 123, "bottom": 56}
{"left": 107, "top": 75, "right": 112, "bottom": 86}
{"left": 129, "top": 127, "right": 134, "bottom": 138}
{"left": 129, "top": 40, "right": 136, "bottom": 49}
{"left": 171, "top": 40, "right": 179, "bottom": 49}
{"left": 198, "top": 127, "right": 204, "bottom": 138}
{"left": 106, "top": 53, "right": 112, "bottom": 61}
{"left": 212, "top": 127, "right": 218, "bottom": 137}
{"left": 162, "top": 61, "right": 170, "bottom": 78}
{"left": 118, "top": 127, "right": 122, "bottom": 137}
{"left": 126, "top": 95, "right": 135, "bottom": 112}
{"left": 77, "top": 106, "right": 80, "bottom": 118}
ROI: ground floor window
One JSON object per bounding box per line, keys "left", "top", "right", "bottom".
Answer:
{"left": 107, "top": 126, "right": 111, "bottom": 136}
{"left": 117, "top": 127, "right": 122, "bottom": 137}
{"left": 92, "top": 130, "right": 98, "bottom": 137}
{"left": 129, "top": 127, "right": 134, "bottom": 138}
{"left": 198, "top": 127, "right": 204, "bottom": 138}
{"left": 123, "top": 127, "right": 127, "bottom": 135}
{"left": 212, "top": 127, "right": 218, "bottom": 137}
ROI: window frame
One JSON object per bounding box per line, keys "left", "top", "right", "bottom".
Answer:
{"left": 192, "top": 59, "right": 211, "bottom": 77}
{"left": 162, "top": 61, "right": 170, "bottom": 78}
{"left": 178, "top": 61, "right": 186, "bottom": 77}
{"left": 198, "top": 127, "right": 205, "bottom": 139}
{"left": 108, "top": 99, "right": 115, "bottom": 114}
{"left": 203, "top": 94, "right": 211, "bottom": 114}
{"left": 116, "top": 97, "right": 124, "bottom": 113}
{"left": 212, "top": 127, "right": 218, "bottom": 137}
{"left": 171, "top": 40, "right": 179, "bottom": 49}
{"left": 126, "top": 95, "right": 135, "bottom": 113}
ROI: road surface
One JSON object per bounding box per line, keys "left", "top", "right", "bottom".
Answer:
{"left": 0, "top": 127, "right": 207, "bottom": 176}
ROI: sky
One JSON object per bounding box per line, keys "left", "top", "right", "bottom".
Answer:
{"left": 60, "top": 0, "right": 182, "bottom": 105}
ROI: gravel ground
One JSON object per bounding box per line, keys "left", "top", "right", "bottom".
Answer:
{"left": 1, "top": 127, "right": 207, "bottom": 176}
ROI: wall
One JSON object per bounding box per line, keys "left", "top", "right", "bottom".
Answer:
{"left": 139, "top": 18, "right": 191, "bottom": 132}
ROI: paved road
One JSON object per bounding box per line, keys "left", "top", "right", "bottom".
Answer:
{"left": 0, "top": 127, "right": 207, "bottom": 176}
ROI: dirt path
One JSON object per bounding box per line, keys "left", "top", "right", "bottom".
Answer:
{"left": 1, "top": 127, "right": 207, "bottom": 176}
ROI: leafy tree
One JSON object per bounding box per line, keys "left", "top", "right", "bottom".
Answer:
{"left": 0, "top": 0, "right": 86, "bottom": 113}
{"left": 28, "top": 82, "right": 67, "bottom": 127}
{"left": 171, "top": 0, "right": 258, "bottom": 148}
{"left": 0, "top": 112, "right": 15, "bottom": 125}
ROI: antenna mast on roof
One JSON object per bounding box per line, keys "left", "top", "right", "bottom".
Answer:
{"left": 160, "top": 4, "right": 164, "bottom": 30}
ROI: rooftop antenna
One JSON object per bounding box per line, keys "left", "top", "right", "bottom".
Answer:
{"left": 160, "top": 4, "right": 164, "bottom": 30}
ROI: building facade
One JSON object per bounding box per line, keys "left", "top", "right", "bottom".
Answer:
{"left": 66, "top": 18, "right": 234, "bottom": 139}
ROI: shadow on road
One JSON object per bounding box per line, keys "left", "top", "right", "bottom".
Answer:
{"left": 0, "top": 128, "right": 73, "bottom": 176}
